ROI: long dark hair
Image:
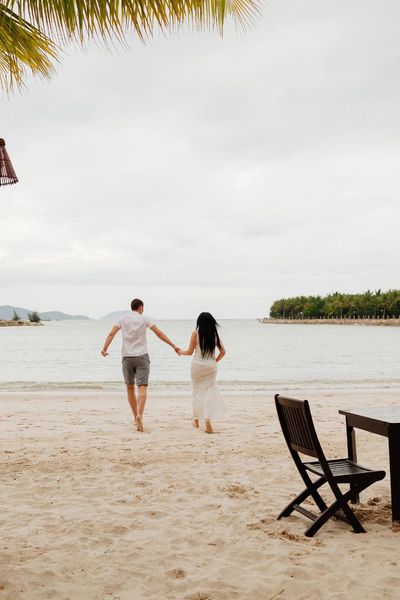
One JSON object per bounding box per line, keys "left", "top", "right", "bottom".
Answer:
{"left": 197, "top": 312, "right": 221, "bottom": 359}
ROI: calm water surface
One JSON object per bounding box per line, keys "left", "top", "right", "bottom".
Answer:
{"left": 0, "top": 319, "right": 399, "bottom": 391}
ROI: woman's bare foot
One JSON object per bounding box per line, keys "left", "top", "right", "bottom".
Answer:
{"left": 205, "top": 419, "right": 213, "bottom": 434}
{"left": 136, "top": 415, "right": 144, "bottom": 432}
{"left": 193, "top": 419, "right": 199, "bottom": 428}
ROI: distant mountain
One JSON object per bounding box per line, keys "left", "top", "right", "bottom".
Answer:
{"left": 100, "top": 310, "right": 130, "bottom": 321}
{"left": 40, "top": 311, "right": 90, "bottom": 321}
{"left": 0, "top": 305, "right": 90, "bottom": 321}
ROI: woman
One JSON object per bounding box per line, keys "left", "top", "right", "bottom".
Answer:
{"left": 178, "top": 312, "right": 227, "bottom": 433}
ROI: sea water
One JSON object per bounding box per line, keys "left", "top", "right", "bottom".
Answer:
{"left": 0, "top": 319, "right": 399, "bottom": 392}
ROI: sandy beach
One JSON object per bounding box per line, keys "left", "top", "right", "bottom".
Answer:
{"left": 2, "top": 387, "right": 400, "bottom": 600}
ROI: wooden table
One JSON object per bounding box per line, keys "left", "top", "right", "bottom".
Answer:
{"left": 339, "top": 406, "right": 400, "bottom": 521}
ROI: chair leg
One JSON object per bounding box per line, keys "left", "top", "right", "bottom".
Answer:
{"left": 337, "top": 487, "right": 367, "bottom": 533}
{"left": 305, "top": 488, "right": 366, "bottom": 537}
{"left": 278, "top": 477, "right": 327, "bottom": 519}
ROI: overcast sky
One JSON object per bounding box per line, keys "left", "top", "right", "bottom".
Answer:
{"left": 1, "top": 0, "right": 400, "bottom": 319}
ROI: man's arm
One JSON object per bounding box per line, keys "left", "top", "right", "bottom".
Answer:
{"left": 101, "top": 325, "right": 120, "bottom": 356}
{"left": 150, "top": 325, "right": 179, "bottom": 353}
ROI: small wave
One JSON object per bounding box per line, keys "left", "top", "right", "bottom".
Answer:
{"left": 1, "top": 378, "right": 400, "bottom": 393}
{"left": 0, "top": 381, "right": 121, "bottom": 392}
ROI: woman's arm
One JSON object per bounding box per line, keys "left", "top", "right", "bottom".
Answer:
{"left": 178, "top": 331, "right": 197, "bottom": 356}
{"left": 216, "top": 340, "right": 225, "bottom": 363}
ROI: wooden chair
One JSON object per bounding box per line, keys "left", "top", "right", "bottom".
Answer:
{"left": 275, "top": 394, "right": 385, "bottom": 537}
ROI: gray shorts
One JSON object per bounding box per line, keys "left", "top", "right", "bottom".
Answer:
{"left": 122, "top": 354, "right": 150, "bottom": 386}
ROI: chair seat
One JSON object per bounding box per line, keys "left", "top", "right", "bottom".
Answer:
{"left": 305, "top": 458, "right": 385, "bottom": 483}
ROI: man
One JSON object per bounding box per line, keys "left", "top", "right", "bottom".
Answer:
{"left": 101, "top": 298, "right": 179, "bottom": 432}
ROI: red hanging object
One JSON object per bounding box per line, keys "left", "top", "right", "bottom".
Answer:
{"left": 0, "top": 139, "right": 18, "bottom": 186}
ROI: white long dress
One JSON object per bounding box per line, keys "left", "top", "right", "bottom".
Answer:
{"left": 191, "top": 339, "right": 228, "bottom": 420}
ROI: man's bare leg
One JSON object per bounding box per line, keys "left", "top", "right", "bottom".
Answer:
{"left": 126, "top": 385, "right": 138, "bottom": 426}
{"left": 136, "top": 385, "right": 147, "bottom": 432}
{"left": 138, "top": 385, "right": 147, "bottom": 417}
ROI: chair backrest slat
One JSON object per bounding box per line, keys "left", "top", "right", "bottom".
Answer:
{"left": 275, "top": 395, "right": 322, "bottom": 459}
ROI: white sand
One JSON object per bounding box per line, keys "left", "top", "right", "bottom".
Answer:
{"left": 1, "top": 387, "right": 400, "bottom": 599}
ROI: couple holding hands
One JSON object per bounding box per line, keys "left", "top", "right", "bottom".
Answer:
{"left": 101, "top": 298, "right": 227, "bottom": 433}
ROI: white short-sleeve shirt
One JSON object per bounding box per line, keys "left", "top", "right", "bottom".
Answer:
{"left": 117, "top": 312, "right": 155, "bottom": 357}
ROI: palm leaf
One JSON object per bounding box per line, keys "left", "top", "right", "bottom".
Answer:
{"left": 9, "top": 0, "right": 261, "bottom": 38}
{"left": 0, "top": 0, "right": 261, "bottom": 91}
{"left": 0, "top": 4, "right": 58, "bottom": 90}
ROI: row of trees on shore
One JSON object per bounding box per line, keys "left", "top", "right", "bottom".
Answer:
{"left": 12, "top": 310, "right": 41, "bottom": 323}
{"left": 269, "top": 290, "right": 400, "bottom": 319}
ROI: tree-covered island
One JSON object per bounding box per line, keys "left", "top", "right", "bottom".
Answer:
{"left": 268, "top": 290, "right": 400, "bottom": 320}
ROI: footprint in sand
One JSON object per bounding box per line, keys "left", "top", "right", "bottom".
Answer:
{"left": 170, "top": 568, "right": 186, "bottom": 579}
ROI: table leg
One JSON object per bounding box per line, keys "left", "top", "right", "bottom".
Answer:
{"left": 388, "top": 425, "right": 400, "bottom": 522}
{"left": 345, "top": 418, "right": 359, "bottom": 503}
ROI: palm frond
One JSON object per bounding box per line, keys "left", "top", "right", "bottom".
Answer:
{"left": 0, "top": 4, "right": 58, "bottom": 91}
{"left": 6, "top": 0, "right": 260, "bottom": 40}
{"left": 0, "top": 0, "right": 261, "bottom": 92}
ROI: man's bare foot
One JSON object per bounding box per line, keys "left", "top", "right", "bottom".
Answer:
{"left": 136, "top": 415, "right": 144, "bottom": 432}
{"left": 193, "top": 419, "right": 199, "bottom": 428}
{"left": 205, "top": 420, "right": 213, "bottom": 434}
